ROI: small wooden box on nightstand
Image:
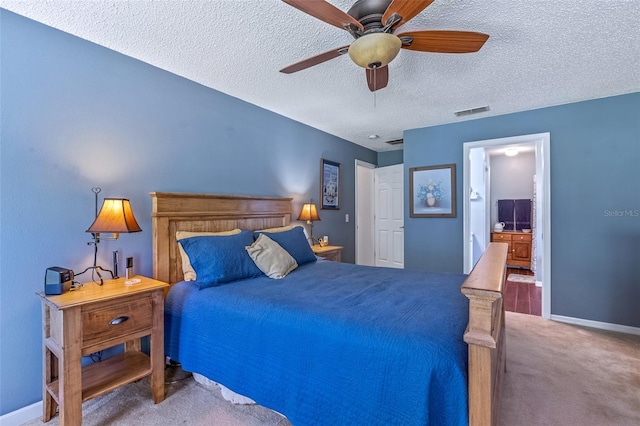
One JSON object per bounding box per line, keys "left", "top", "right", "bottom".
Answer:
{"left": 312, "top": 245, "right": 343, "bottom": 262}
{"left": 37, "top": 276, "right": 168, "bottom": 424}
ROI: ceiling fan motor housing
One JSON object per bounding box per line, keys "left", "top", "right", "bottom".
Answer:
{"left": 347, "top": 0, "right": 393, "bottom": 31}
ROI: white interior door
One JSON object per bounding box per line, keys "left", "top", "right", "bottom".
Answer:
{"left": 374, "top": 164, "right": 404, "bottom": 268}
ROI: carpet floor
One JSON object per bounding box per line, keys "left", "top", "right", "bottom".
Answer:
{"left": 499, "top": 312, "right": 639, "bottom": 425}
{"left": 23, "top": 312, "right": 639, "bottom": 425}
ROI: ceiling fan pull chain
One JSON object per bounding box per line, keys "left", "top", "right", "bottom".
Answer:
{"left": 373, "top": 67, "right": 377, "bottom": 107}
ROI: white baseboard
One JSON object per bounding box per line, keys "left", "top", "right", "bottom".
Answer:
{"left": 551, "top": 314, "right": 640, "bottom": 336}
{"left": 0, "top": 401, "right": 41, "bottom": 425}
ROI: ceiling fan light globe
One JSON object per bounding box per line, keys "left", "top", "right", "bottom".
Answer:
{"left": 348, "top": 33, "right": 402, "bottom": 69}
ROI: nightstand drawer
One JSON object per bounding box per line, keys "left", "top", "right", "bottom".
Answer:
{"left": 311, "top": 245, "right": 343, "bottom": 262}
{"left": 319, "top": 250, "right": 341, "bottom": 262}
{"left": 82, "top": 294, "right": 152, "bottom": 349}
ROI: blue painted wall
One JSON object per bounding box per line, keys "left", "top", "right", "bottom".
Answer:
{"left": 0, "top": 10, "right": 376, "bottom": 415}
{"left": 377, "top": 149, "right": 403, "bottom": 166}
{"left": 404, "top": 92, "right": 640, "bottom": 328}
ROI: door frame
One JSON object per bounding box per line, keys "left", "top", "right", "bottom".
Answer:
{"left": 463, "top": 133, "right": 551, "bottom": 319}
{"left": 355, "top": 159, "right": 376, "bottom": 266}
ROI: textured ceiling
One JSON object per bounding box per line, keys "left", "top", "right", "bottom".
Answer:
{"left": 2, "top": 0, "right": 639, "bottom": 152}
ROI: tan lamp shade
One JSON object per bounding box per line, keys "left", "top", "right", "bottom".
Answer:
{"left": 348, "top": 32, "right": 402, "bottom": 69}
{"left": 297, "top": 202, "right": 321, "bottom": 223}
{"left": 86, "top": 198, "right": 142, "bottom": 237}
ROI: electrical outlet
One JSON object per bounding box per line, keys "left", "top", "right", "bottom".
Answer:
{"left": 345, "top": 214, "right": 349, "bottom": 223}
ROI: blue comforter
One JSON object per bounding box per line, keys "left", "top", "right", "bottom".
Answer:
{"left": 165, "top": 261, "right": 469, "bottom": 425}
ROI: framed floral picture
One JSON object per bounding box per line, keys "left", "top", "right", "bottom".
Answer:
{"left": 320, "top": 158, "right": 340, "bottom": 210}
{"left": 409, "top": 163, "right": 457, "bottom": 218}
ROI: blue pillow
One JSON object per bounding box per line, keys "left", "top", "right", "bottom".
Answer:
{"left": 254, "top": 226, "right": 317, "bottom": 266}
{"left": 179, "top": 230, "right": 263, "bottom": 289}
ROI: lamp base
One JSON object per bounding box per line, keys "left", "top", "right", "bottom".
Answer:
{"left": 75, "top": 265, "right": 114, "bottom": 286}
{"left": 308, "top": 221, "right": 315, "bottom": 244}
{"left": 74, "top": 237, "right": 114, "bottom": 285}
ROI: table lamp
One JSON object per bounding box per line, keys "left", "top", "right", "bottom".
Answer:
{"left": 77, "top": 188, "right": 142, "bottom": 285}
{"left": 297, "top": 200, "right": 320, "bottom": 243}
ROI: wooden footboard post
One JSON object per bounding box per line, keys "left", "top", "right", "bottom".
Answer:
{"left": 461, "top": 243, "right": 508, "bottom": 426}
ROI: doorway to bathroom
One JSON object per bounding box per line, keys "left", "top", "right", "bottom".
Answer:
{"left": 463, "top": 133, "right": 551, "bottom": 319}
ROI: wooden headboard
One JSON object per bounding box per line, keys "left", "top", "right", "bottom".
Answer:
{"left": 150, "top": 192, "right": 292, "bottom": 285}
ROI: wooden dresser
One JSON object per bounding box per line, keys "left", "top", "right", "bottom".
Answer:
{"left": 491, "top": 231, "right": 532, "bottom": 269}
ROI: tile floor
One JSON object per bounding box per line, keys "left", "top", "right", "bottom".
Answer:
{"left": 504, "top": 268, "right": 541, "bottom": 316}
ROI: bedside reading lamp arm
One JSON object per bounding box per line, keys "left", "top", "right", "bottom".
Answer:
{"left": 76, "top": 187, "right": 141, "bottom": 285}
{"left": 75, "top": 188, "right": 115, "bottom": 285}
{"left": 75, "top": 236, "right": 115, "bottom": 286}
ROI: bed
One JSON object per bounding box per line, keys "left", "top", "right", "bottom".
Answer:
{"left": 151, "top": 192, "right": 507, "bottom": 426}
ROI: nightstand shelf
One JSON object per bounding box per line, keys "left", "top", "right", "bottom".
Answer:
{"left": 37, "top": 276, "right": 168, "bottom": 424}
{"left": 47, "top": 351, "right": 151, "bottom": 403}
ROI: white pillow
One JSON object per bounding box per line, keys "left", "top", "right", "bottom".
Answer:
{"left": 256, "top": 225, "right": 310, "bottom": 242}
{"left": 255, "top": 225, "right": 294, "bottom": 233}
{"left": 245, "top": 234, "right": 298, "bottom": 279}
{"left": 176, "top": 229, "right": 242, "bottom": 281}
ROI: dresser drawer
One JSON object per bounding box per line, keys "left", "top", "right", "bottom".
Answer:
{"left": 82, "top": 294, "right": 152, "bottom": 350}
{"left": 512, "top": 233, "right": 532, "bottom": 242}
{"left": 491, "top": 233, "right": 512, "bottom": 242}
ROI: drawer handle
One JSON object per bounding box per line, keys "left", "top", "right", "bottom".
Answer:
{"left": 109, "top": 316, "right": 129, "bottom": 325}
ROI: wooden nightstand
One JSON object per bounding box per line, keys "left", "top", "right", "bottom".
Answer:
{"left": 37, "top": 276, "right": 169, "bottom": 424}
{"left": 312, "top": 245, "right": 343, "bottom": 262}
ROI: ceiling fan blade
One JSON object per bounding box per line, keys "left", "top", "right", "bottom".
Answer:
{"left": 282, "top": 0, "right": 363, "bottom": 31}
{"left": 398, "top": 30, "right": 489, "bottom": 53}
{"left": 280, "top": 45, "right": 350, "bottom": 74}
{"left": 366, "top": 66, "right": 389, "bottom": 92}
{"left": 382, "top": 0, "right": 434, "bottom": 29}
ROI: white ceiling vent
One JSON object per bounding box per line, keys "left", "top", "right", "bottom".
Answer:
{"left": 454, "top": 106, "right": 490, "bottom": 117}
{"left": 385, "top": 139, "right": 404, "bottom": 146}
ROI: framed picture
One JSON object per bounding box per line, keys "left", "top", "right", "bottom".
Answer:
{"left": 409, "top": 163, "right": 457, "bottom": 218}
{"left": 320, "top": 158, "right": 340, "bottom": 210}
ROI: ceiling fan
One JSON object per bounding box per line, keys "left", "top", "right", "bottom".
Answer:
{"left": 279, "top": 0, "right": 489, "bottom": 92}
